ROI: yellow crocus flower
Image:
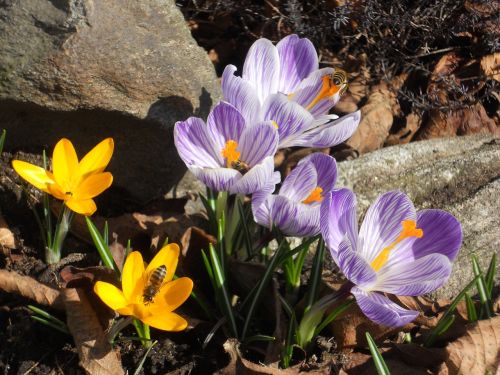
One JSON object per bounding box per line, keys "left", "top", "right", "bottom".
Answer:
{"left": 12, "top": 138, "right": 114, "bottom": 216}
{"left": 94, "top": 244, "right": 193, "bottom": 331}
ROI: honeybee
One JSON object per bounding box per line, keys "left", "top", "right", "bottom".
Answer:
{"left": 331, "top": 69, "right": 348, "bottom": 96}
{"left": 142, "top": 265, "right": 167, "bottom": 305}
{"left": 231, "top": 159, "right": 250, "bottom": 175}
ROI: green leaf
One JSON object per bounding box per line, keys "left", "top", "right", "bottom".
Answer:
{"left": 314, "top": 298, "right": 355, "bottom": 336}
{"left": 425, "top": 275, "right": 479, "bottom": 347}
{"left": 471, "top": 255, "right": 492, "bottom": 318}
{"left": 465, "top": 293, "right": 477, "bottom": 322}
{"left": 237, "top": 198, "right": 252, "bottom": 260}
{"left": 241, "top": 240, "right": 286, "bottom": 340}
{"left": 85, "top": 217, "right": 119, "bottom": 274}
{"left": 304, "top": 238, "right": 325, "bottom": 313}
{"left": 244, "top": 335, "right": 276, "bottom": 344}
{"left": 366, "top": 332, "right": 391, "bottom": 375}
{"left": 281, "top": 311, "right": 296, "bottom": 369}
{"left": 278, "top": 235, "right": 319, "bottom": 264}
{"left": 133, "top": 340, "right": 158, "bottom": 375}
{"left": 0, "top": 129, "right": 6, "bottom": 155}
{"left": 209, "top": 244, "right": 238, "bottom": 338}
{"left": 485, "top": 253, "right": 496, "bottom": 298}
{"left": 435, "top": 314, "right": 456, "bottom": 336}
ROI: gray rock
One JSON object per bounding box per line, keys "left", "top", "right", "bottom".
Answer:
{"left": 336, "top": 135, "right": 500, "bottom": 299}
{"left": 0, "top": 0, "right": 220, "bottom": 203}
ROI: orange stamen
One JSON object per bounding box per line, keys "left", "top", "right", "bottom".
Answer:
{"left": 305, "top": 76, "right": 340, "bottom": 110}
{"left": 302, "top": 186, "right": 323, "bottom": 204}
{"left": 370, "top": 220, "right": 424, "bottom": 272}
{"left": 271, "top": 121, "right": 279, "bottom": 129}
{"left": 221, "top": 140, "right": 240, "bottom": 168}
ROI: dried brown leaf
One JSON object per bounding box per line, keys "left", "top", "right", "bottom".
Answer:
{"left": 0, "top": 214, "right": 15, "bottom": 251}
{"left": 437, "top": 316, "right": 500, "bottom": 375}
{"left": 63, "top": 288, "right": 124, "bottom": 375}
{"left": 215, "top": 339, "right": 332, "bottom": 374}
{"left": 346, "top": 80, "right": 400, "bottom": 153}
{"left": 342, "top": 350, "right": 429, "bottom": 375}
{"left": 385, "top": 112, "right": 422, "bottom": 146}
{"left": 0, "top": 269, "right": 64, "bottom": 309}
{"left": 480, "top": 53, "right": 500, "bottom": 82}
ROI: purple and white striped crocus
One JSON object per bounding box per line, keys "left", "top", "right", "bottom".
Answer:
{"left": 174, "top": 101, "right": 280, "bottom": 195}
{"left": 252, "top": 153, "right": 337, "bottom": 237}
{"left": 222, "top": 34, "right": 361, "bottom": 149}
{"left": 321, "top": 189, "right": 462, "bottom": 327}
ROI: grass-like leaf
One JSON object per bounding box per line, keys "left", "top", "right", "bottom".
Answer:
{"left": 237, "top": 198, "right": 252, "bottom": 259}
{"left": 465, "top": 293, "right": 478, "bottom": 322}
{"left": 304, "top": 238, "right": 325, "bottom": 313}
{"left": 133, "top": 340, "right": 158, "bottom": 375}
{"left": 0, "top": 129, "right": 6, "bottom": 155}
{"left": 366, "top": 332, "right": 390, "bottom": 375}
{"left": 425, "top": 275, "right": 479, "bottom": 347}
{"left": 28, "top": 305, "right": 69, "bottom": 335}
{"left": 241, "top": 240, "right": 286, "bottom": 340}
{"left": 314, "top": 298, "right": 355, "bottom": 336}
{"left": 86, "top": 216, "right": 119, "bottom": 274}
{"left": 485, "top": 253, "right": 496, "bottom": 298}
{"left": 471, "top": 255, "right": 492, "bottom": 318}
{"left": 209, "top": 244, "right": 238, "bottom": 338}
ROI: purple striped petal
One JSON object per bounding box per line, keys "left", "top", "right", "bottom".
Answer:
{"left": 230, "top": 156, "right": 278, "bottom": 195}
{"left": 382, "top": 209, "right": 462, "bottom": 269}
{"left": 299, "top": 153, "right": 337, "bottom": 193}
{"left": 222, "top": 65, "right": 261, "bottom": 124}
{"left": 276, "top": 34, "right": 319, "bottom": 94}
{"left": 320, "top": 189, "right": 359, "bottom": 258}
{"left": 337, "top": 236, "right": 377, "bottom": 288}
{"left": 174, "top": 117, "right": 222, "bottom": 168}
{"left": 289, "top": 111, "right": 360, "bottom": 148}
{"left": 279, "top": 161, "right": 317, "bottom": 202}
{"left": 261, "top": 94, "right": 314, "bottom": 148}
{"left": 359, "top": 191, "right": 416, "bottom": 264}
{"left": 375, "top": 253, "right": 452, "bottom": 296}
{"left": 351, "top": 287, "right": 419, "bottom": 327}
{"left": 207, "top": 101, "right": 247, "bottom": 153}
{"left": 412, "top": 210, "right": 462, "bottom": 261}
{"left": 238, "top": 122, "right": 279, "bottom": 167}
{"left": 190, "top": 166, "right": 241, "bottom": 192}
{"left": 252, "top": 192, "right": 275, "bottom": 229}
{"left": 271, "top": 196, "right": 320, "bottom": 237}
{"left": 242, "top": 39, "right": 280, "bottom": 104}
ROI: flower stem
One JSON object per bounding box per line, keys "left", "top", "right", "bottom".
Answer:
{"left": 46, "top": 205, "right": 74, "bottom": 264}
{"left": 133, "top": 319, "right": 152, "bottom": 348}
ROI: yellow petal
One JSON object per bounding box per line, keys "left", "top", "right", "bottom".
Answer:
{"left": 79, "top": 138, "right": 114, "bottom": 179}
{"left": 122, "top": 251, "right": 146, "bottom": 303}
{"left": 73, "top": 172, "right": 113, "bottom": 200}
{"left": 116, "top": 306, "right": 134, "bottom": 316}
{"left": 46, "top": 178, "right": 66, "bottom": 200}
{"left": 145, "top": 243, "right": 180, "bottom": 283}
{"left": 12, "top": 160, "right": 54, "bottom": 193}
{"left": 52, "top": 138, "right": 79, "bottom": 192}
{"left": 141, "top": 312, "right": 188, "bottom": 332}
{"left": 94, "top": 281, "right": 128, "bottom": 310}
{"left": 151, "top": 277, "right": 193, "bottom": 312}
{"left": 65, "top": 198, "right": 97, "bottom": 216}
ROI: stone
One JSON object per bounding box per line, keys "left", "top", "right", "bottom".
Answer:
{"left": 336, "top": 135, "right": 500, "bottom": 299}
{"left": 0, "top": 0, "right": 220, "bottom": 204}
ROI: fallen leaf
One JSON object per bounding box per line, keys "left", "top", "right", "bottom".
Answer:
{"left": 0, "top": 214, "right": 15, "bottom": 251}
{"left": 215, "top": 339, "right": 333, "bottom": 374}
{"left": 437, "top": 316, "right": 500, "bottom": 374}
{"left": 385, "top": 112, "right": 422, "bottom": 146}
{"left": 346, "top": 79, "right": 401, "bottom": 154}
{"left": 342, "top": 350, "right": 429, "bottom": 375}
{"left": 63, "top": 288, "right": 124, "bottom": 375}
{"left": 393, "top": 343, "right": 446, "bottom": 368}
{"left": 480, "top": 53, "right": 500, "bottom": 82}
{"left": 416, "top": 103, "right": 499, "bottom": 139}
{"left": 0, "top": 269, "right": 64, "bottom": 309}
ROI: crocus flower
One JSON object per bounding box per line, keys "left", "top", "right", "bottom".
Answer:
{"left": 94, "top": 244, "right": 193, "bottom": 331}
{"left": 174, "top": 101, "right": 280, "bottom": 195}
{"left": 12, "top": 138, "right": 114, "bottom": 216}
{"left": 222, "top": 34, "right": 361, "bottom": 148}
{"left": 321, "top": 189, "right": 462, "bottom": 327}
{"left": 253, "top": 153, "right": 337, "bottom": 237}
